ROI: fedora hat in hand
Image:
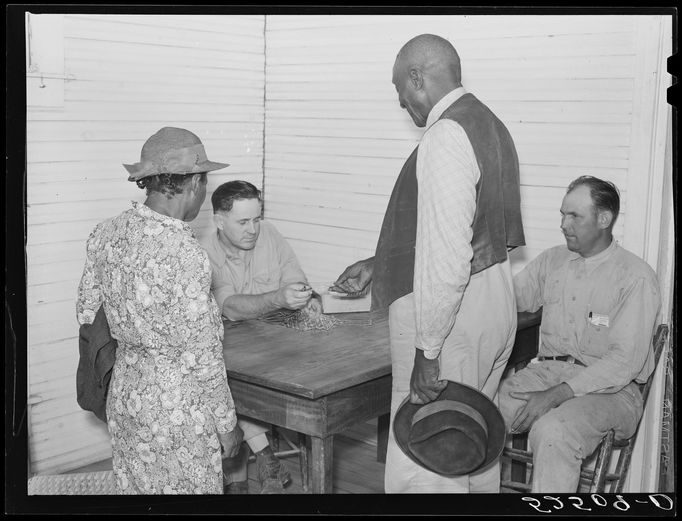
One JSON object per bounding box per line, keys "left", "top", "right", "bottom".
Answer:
{"left": 123, "top": 127, "right": 229, "bottom": 181}
{"left": 393, "top": 380, "right": 505, "bottom": 476}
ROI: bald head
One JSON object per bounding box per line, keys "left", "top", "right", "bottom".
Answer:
{"left": 391, "top": 34, "right": 463, "bottom": 127}
{"left": 395, "top": 34, "right": 462, "bottom": 87}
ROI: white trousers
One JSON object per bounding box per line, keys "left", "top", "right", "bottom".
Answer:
{"left": 498, "top": 361, "right": 643, "bottom": 493}
{"left": 240, "top": 418, "right": 270, "bottom": 452}
{"left": 384, "top": 260, "right": 517, "bottom": 493}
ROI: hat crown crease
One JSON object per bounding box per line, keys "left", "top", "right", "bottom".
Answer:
{"left": 152, "top": 144, "right": 206, "bottom": 173}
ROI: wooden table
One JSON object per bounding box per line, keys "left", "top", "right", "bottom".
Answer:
{"left": 222, "top": 310, "right": 541, "bottom": 494}
{"left": 222, "top": 312, "right": 391, "bottom": 494}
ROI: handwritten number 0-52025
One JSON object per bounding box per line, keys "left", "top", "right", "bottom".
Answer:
{"left": 522, "top": 494, "right": 674, "bottom": 513}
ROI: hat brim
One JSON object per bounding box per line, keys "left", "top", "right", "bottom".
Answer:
{"left": 124, "top": 160, "right": 230, "bottom": 181}
{"left": 393, "top": 380, "right": 506, "bottom": 476}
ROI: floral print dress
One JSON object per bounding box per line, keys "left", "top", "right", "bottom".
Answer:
{"left": 77, "top": 201, "right": 237, "bottom": 494}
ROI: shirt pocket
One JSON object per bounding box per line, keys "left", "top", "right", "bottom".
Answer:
{"left": 582, "top": 316, "right": 610, "bottom": 357}
{"left": 251, "top": 266, "right": 280, "bottom": 290}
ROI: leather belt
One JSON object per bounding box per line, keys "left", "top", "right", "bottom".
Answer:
{"left": 538, "top": 355, "right": 586, "bottom": 367}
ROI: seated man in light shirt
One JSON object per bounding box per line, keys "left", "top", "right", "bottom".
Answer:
{"left": 498, "top": 175, "right": 661, "bottom": 493}
{"left": 201, "top": 180, "right": 320, "bottom": 494}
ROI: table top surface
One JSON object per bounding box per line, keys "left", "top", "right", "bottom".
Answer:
{"left": 222, "top": 311, "right": 391, "bottom": 400}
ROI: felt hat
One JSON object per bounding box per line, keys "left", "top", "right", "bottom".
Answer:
{"left": 123, "top": 127, "right": 229, "bottom": 181}
{"left": 393, "top": 381, "right": 506, "bottom": 476}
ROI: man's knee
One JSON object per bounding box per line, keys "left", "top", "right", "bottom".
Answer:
{"left": 528, "top": 411, "right": 582, "bottom": 457}
{"left": 529, "top": 413, "right": 561, "bottom": 446}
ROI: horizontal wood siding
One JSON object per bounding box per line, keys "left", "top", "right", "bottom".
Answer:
{"left": 263, "top": 14, "right": 643, "bottom": 287}
{"left": 25, "top": 13, "right": 670, "bottom": 483}
{"left": 26, "top": 13, "right": 265, "bottom": 475}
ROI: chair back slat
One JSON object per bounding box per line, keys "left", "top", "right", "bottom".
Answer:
{"left": 639, "top": 324, "right": 669, "bottom": 405}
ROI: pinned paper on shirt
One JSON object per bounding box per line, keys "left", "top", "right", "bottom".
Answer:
{"left": 589, "top": 312, "right": 609, "bottom": 327}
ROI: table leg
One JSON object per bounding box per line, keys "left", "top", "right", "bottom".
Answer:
{"left": 270, "top": 425, "right": 280, "bottom": 452}
{"left": 310, "top": 435, "right": 333, "bottom": 494}
{"left": 299, "top": 432, "right": 309, "bottom": 492}
{"left": 377, "top": 413, "right": 389, "bottom": 463}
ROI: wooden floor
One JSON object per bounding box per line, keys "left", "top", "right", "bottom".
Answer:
{"left": 68, "top": 419, "right": 520, "bottom": 494}
{"left": 68, "top": 420, "right": 386, "bottom": 494}
{"left": 274, "top": 431, "right": 385, "bottom": 494}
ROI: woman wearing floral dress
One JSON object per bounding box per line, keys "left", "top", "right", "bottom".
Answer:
{"left": 76, "top": 127, "right": 242, "bottom": 494}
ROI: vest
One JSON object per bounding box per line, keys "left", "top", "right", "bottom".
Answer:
{"left": 371, "top": 93, "right": 525, "bottom": 310}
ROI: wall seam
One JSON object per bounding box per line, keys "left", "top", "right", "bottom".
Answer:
{"left": 260, "top": 14, "right": 268, "bottom": 216}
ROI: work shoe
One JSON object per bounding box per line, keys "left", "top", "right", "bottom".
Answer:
{"left": 222, "top": 442, "right": 250, "bottom": 494}
{"left": 224, "top": 480, "right": 249, "bottom": 494}
{"left": 260, "top": 477, "right": 285, "bottom": 494}
{"left": 256, "top": 446, "right": 292, "bottom": 490}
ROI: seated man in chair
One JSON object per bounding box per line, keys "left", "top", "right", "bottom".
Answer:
{"left": 201, "top": 180, "right": 320, "bottom": 494}
{"left": 498, "top": 175, "right": 661, "bottom": 493}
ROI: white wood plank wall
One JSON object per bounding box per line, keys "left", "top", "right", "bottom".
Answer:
{"left": 26, "top": 13, "right": 265, "bottom": 475}
{"left": 262, "top": 14, "right": 661, "bottom": 289}
{"left": 25, "top": 12, "right": 671, "bottom": 483}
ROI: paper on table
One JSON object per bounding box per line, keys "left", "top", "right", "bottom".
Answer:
{"left": 320, "top": 286, "right": 371, "bottom": 314}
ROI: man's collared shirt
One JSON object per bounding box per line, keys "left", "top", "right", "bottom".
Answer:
{"left": 414, "top": 87, "right": 482, "bottom": 358}
{"left": 201, "top": 220, "right": 306, "bottom": 315}
{"left": 514, "top": 240, "right": 661, "bottom": 396}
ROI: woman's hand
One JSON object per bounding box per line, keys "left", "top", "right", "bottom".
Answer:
{"left": 219, "top": 425, "right": 244, "bottom": 459}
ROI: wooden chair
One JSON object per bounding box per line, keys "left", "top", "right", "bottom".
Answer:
{"left": 501, "top": 323, "right": 669, "bottom": 493}
{"left": 271, "top": 427, "right": 309, "bottom": 491}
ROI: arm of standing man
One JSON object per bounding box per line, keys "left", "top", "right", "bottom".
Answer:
{"left": 410, "top": 120, "right": 480, "bottom": 404}
{"left": 332, "top": 257, "right": 375, "bottom": 295}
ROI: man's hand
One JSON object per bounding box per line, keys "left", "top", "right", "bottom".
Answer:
{"left": 331, "top": 257, "right": 374, "bottom": 295}
{"left": 277, "top": 282, "right": 313, "bottom": 310}
{"left": 409, "top": 349, "right": 448, "bottom": 404}
{"left": 509, "top": 383, "right": 574, "bottom": 434}
{"left": 219, "top": 425, "right": 244, "bottom": 459}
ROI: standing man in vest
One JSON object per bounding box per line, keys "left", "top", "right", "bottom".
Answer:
{"left": 332, "top": 34, "right": 525, "bottom": 493}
